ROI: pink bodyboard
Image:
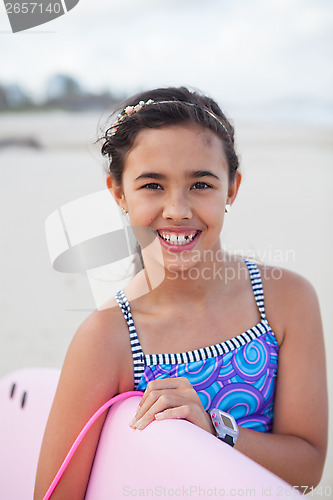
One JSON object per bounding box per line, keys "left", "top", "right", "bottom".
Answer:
{"left": 87, "top": 396, "right": 298, "bottom": 499}
{"left": 0, "top": 368, "right": 59, "bottom": 500}
{"left": 0, "top": 369, "right": 298, "bottom": 499}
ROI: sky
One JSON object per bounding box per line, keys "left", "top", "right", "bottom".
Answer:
{"left": 1, "top": 0, "right": 332, "bottom": 124}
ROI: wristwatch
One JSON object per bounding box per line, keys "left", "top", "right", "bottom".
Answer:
{"left": 207, "top": 408, "right": 239, "bottom": 446}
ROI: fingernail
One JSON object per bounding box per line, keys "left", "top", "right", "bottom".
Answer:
{"left": 129, "top": 417, "right": 136, "bottom": 428}
{"left": 135, "top": 418, "right": 144, "bottom": 430}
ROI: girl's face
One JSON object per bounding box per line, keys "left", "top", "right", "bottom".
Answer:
{"left": 108, "top": 124, "right": 241, "bottom": 273}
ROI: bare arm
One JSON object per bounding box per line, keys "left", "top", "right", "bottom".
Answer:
{"left": 34, "top": 307, "right": 130, "bottom": 500}
{"left": 129, "top": 269, "right": 328, "bottom": 488}
{"left": 235, "top": 341, "right": 327, "bottom": 487}
{"left": 230, "top": 270, "right": 327, "bottom": 487}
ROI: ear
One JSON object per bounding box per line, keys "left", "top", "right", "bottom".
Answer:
{"left": 227, "top": 171, "right": 242, "bottom": 207}
{"left": 106, "top": 175, "right": 128, "bottom": 212}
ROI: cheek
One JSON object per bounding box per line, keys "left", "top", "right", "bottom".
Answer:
{"left": 199, "top": 197, "right": 225, "bottom": 223}
{"left": 126, "top": 198, "right": 157, "bottom": 225}
{"left": 202, "top": 204, "right": 226, "bottom": 241}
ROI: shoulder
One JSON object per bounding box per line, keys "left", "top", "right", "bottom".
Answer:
{"left": 256, "top": 263, "right": 322, "bottom": 345}
{"left": 65, "top": 297, "right": 134, "bottom": 392}
{"left": 34, "top": 297, "right": 134, "bottom": 498}
{"left": 72, "top": 298, "right": 123, "bottom": 350}
{"left": 257, "top": 263, "right": 318, "bottom": 303}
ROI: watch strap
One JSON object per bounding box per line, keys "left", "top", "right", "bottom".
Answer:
{"left": 220, "top": 433, "right": 234, "bottom": 447}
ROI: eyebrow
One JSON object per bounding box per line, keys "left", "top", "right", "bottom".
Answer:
{"left": 135, "top": 172, "right": 165, "bottom": 181}
{"left": 192, "top": 170, "right": 220, "bottom": 180}
{"left": 135, "top": 170, "right": 220, "bottom": 181}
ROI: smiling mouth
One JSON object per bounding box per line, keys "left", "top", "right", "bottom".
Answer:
{"left": 157, "top": 230, "right": 199, "bottom": 246}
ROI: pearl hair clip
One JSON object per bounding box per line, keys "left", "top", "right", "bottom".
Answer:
{"left": 109, "top": 99, "right": 232, "bottom": 142}
{"left": 110, "top": 99, "right": 154, "bottom": 136}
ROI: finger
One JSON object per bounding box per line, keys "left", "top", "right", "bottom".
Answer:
{"left": 132, "top": 391, "right": 194, "bottom": 430}
{"left": 155, "top": 405, "right": 190, "bottom": 421}
{"left": 134, "top": 379, "right": 198, "bottom": 425}
{"left": 130, "top": 389, "right": 162, "bottom": 425}
{"left": 155, "top": 405, "right": 214, "bottom": 434}
{"left": 137, "top": 377, "right": 190, "bottom": 410}
{"left": 132, "top": 397, "right": 175, "bottom": 430}
{"left": 131, "top": 392, "right": 180, "bottom": 428}
{"left": 134, "top": 381, "right": 194, "bottom": 423}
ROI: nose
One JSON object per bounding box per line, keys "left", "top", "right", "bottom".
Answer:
{"left": 162, "top": 190, "right": 192, "bottom": 220}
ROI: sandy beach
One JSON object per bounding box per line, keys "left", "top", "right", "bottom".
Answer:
{"left": 1, "top": 111, "right": 332, "bottom": 494}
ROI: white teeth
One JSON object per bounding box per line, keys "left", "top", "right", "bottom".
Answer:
{"left": 158, "top": 231, "right": 198, "bottom": 245}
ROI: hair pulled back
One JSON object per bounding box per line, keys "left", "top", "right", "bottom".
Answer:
{"left": 100, "top": 86, "right": 239, "bottom": 185}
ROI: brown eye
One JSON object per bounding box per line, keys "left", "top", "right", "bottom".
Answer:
{"left": 141, "top": 183, "right": 163, "bottom": 190}
{"left": 191, "top": 182, "right": 212, "bottom": 190}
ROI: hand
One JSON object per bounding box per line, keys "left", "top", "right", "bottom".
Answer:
{"left": 129, "top": 377, "right": 216, "bottom": 435}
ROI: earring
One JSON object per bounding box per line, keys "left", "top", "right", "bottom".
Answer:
{"left": 121, "top": 207, "right": 127, "bottom": 216}
{"left": 225, "top": 203, "right": 231, "bottom": 213}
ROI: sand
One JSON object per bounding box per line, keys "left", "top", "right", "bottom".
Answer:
{"left": 0, "top": 111, "right": 332, "bottom": 494}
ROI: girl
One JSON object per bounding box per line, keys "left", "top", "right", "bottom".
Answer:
{"left": 34, "top": 87, "right": 328, "bottom": 499}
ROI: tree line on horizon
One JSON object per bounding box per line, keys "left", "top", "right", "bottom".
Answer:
{"left": 0, "top": 74, "right": 124, "bottom": 112}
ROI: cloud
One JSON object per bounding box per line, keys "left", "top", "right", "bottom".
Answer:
{"left": 1, "top": 0, "right": 332, "bottom": 119}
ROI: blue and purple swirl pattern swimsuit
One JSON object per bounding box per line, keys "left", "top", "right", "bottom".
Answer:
{"left": 115, "top": 260, "right": 279, "bottom": 433}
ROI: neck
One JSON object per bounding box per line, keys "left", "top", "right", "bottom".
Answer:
{"left": 129, "top": 247, "right": 237, "bottom": 308}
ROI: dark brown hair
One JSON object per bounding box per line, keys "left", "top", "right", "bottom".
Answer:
{"left": 100, "top": 86, "right": 239, "bottom": 185}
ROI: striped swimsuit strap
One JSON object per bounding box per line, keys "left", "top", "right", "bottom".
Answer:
{"left": 243, "top": 259, "right": 267, "bottom": 321}
{"left": 115, "top": 290, "right": 145, "bottom": 387}
{"left": 115, "top": 259, "right": 268, "bottom": 386}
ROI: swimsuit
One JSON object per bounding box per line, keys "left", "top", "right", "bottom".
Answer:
{"left": 115, "top": 260, "right": 279, "bottom": 433}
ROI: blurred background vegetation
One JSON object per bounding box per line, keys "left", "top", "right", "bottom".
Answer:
{"left": 0, "top": 73, "right": 123, "bottom": 112}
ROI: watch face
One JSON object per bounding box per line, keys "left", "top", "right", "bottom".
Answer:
{"left": 221, "top": 414, "right": 234, "bottom": 429}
